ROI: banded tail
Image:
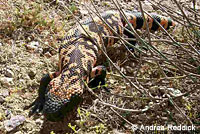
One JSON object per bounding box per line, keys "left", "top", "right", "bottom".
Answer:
{"left": 123, "top": 12, "right": 175, "bottom": 31}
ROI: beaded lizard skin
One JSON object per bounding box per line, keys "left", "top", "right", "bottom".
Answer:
{"left": 27, "top": 10, "right": 175, "bottom": 121}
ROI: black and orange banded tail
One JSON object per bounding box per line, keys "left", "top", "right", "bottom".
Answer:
{"left": 124, "top": 12, "right": 175, "bottom": 31}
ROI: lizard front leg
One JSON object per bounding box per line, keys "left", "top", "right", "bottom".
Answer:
{"left": 88, "top": 65, "right": 109, "bottom": 92}
{"left": 26, "top": 72, "right": 60, "bottom": 116}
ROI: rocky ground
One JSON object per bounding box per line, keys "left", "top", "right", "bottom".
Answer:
{"left": 0, "top": 0, "right": 200, "bottom": 134}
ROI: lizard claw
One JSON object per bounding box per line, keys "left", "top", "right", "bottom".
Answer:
{"left": 24, "top": 98, "right": 44, "bottom": 117}
{"left": 29, "top": 98, "right": 44, "bottom": 116}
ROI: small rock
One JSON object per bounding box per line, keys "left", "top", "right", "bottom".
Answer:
{"left": 161, "top": 117, "right": 168, "bottom": 121}
{"left": 153, "top": 103, "right": 160, "bottom": 111}
{"left": 0, "top": 77, "right": 14, "bottom": 87}
{"left": 0, "top": 89, "right": 10, "bottom": 97}
{"left": 14, "top": 66, "right": 21, "bottom": 72}
{"left": 138, "top": 114, "right": 147, "bottom": 121}
{"left": 0, "top": 96, "right": 5, "bottom": 104}
{"left": 28, "top": 69, "right": 36, "bottom": 79}
{"left": 79, "top": 6, "right": 88, "bottom": 16}
{"left": 108, "top": 79, "right": 117, "bottom": 84}
{"left": 174, "top": 113, "right": 184, "bottom": 121}
{"left": 4, "top": 69, "right": 14, "bottom": 78}
{"left": 167, "top": 88, "right": 182, "bottom": 96}
{"left": 35, "top": 118, "right": 43, "bottom": 125}
{"left": 30, "top": 41, "right": 39, "bottom": 47}
{"left": 5, "top": 110, "right": 11, "bottom": 118}
{"left": 44, "top": 52, "right": 52, "bottom": 58}
{"left": 26, "top": 41, "right": 43, "bottom": 53}
{"left": 23, "top": 74, "right": 30, "bottom": 80}
{"left": 159, "top": 86, "right": 166, "bottom": 95}
{"left": 149, "top": 86, "right": 159, "bottom": 96}
{"left": 113, "top": 129, "right": 126, "bottom": 134}
{"left": 14, "top": 131, "right": 23, "bottom": 134}
{"left": 156, "top": 115, "right": 160, "bottom": 119}
{"left": 0, "top": 42, "right": 2, "bottom": 46}
{"left": 19, "top": 79, "right": 25, "bottom": 85}
{"left": 3, "top": 115, "right": 25, "bottom": 132}
{"left": 149, "top": 102, "right": 153, "bottom": 106}
{"left": 143, "top": 1, "right": 153, "bottom": 11}
{"left": 124, "top": 66, "right": 134, "bottom": 74}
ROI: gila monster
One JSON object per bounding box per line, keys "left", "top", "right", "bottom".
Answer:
{"left": 27, "top": 10, "right": 175, "bottom": 121}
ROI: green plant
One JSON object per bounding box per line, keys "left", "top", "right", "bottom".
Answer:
{"left": 69, "top": 2, "right": 78, "bottom": 13}
{"left": 50, "top": 131, "right": 56, "bottom": 134}
{"left": 77, "top": 107, "right": 90, "bottom": 127}
{"left": 95, "top": 123, "right": 106, "bottom": 134}
{"left": 68, "top": 123, "right": 78, "bottom": 134}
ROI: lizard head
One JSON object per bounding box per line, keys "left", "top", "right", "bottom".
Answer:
{"left": 42, "top": 75, "right": 83, "bottom": 121}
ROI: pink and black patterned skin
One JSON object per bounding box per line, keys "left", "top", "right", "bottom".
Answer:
{"left": 27, "top": 11, "right": 175, "bottom": 121}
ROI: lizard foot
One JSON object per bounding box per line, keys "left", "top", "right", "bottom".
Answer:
{"left": 24, "top": 98, "right": 44, "bottom": 117}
